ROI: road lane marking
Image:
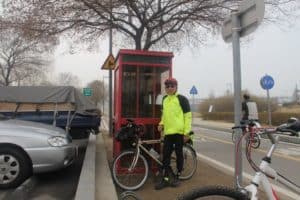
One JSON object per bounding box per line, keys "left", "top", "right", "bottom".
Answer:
{"left": 276, "top": 148, "right": 300, "bottom": 156}
{"left": 195, "top": 134, "right": 233, "bottom": 145}
{"left": 194, "top": 135, "right": 300, "bottom": 163}
{"left": 196, "top": 127, "right": 300, "bottom": 147}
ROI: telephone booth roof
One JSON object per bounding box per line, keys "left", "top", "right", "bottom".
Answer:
{"left": 116, "top": 49, "right": 174, "bottom": 60}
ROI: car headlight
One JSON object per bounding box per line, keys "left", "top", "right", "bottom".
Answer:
{"left": 48, "top": 136, "right": 68, "bottom": 147}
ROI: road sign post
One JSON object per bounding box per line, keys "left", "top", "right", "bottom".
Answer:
{"left": 189, "top": 86, "right": 198, "bottom": 112}
{"left": 221, "top": 0, "right": 265, "bottom": 188}
{"left": 101, "top": 53, "right": 116, "bottom": 136}
{"left": 260, "top": 74, "right": 275, "bottom": 125}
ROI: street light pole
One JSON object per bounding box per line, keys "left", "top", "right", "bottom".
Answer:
{"left": 102, "top": 76, "right": 109, "bottom": 115}
{"left": 109, "top": 0, "right": 113, "bottom": 136}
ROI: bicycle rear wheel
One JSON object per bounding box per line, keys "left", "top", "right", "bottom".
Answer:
{"left": 177, "top": 185, "right": 249, "bottom": 200}
{"left": 112, "top": 150, "right": 148, "bottom": 190}
{"left": 171, "top": 144, "right": 197, "bottom": 180}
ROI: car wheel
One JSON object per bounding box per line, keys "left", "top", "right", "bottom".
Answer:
{"left": 0, "top": 146, "right": 32, "bottom": 189}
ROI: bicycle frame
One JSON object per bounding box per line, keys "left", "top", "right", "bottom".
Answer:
{"left": 138, "top": 138, "right": 163, "bottom": 165}
{"left": 131, "top": 137, "right": 195, "bottom": 171}
{"left": 129, "top": 138, "right": 163, "bottom": 171}
{"left": 243, "top": 134, "right": 300, "bottom": 200}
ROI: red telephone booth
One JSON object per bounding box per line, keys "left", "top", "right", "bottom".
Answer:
{"left": 113, "top": 49, "right": 173, "bottom": 157}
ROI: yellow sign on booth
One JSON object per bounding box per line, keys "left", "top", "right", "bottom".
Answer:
{"left": 101, "top": 54, "right": 116, "bottom": 70}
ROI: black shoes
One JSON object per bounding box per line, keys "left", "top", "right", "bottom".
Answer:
{"left": 155, "top": 178, "right": 169, "bottom": 190}
{"left": 155, "top": 173, "right": 181, "bottom": 190}
{"left": 170, "top": 173, "right": 180, "bottom": 187}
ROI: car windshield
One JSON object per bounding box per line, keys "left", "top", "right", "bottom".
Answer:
{"left": 0, "top": 114, "right": 8, "bottom": 121}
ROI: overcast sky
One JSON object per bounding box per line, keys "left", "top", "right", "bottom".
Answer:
{"left": 54, "top": 16, "right": 300, "bottom": 99}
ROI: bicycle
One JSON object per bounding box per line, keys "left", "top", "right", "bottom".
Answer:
{"left": 232, "top": 120, "right": 262, "bottom": 149}
{"left": 112, "top": 119, "right": 197, "bottom": 190}
{"left": 119, "top": 191, "right": 142, "bottom": 200}
{"left": 178, "top": 125, "right": 300, "bottom": 200}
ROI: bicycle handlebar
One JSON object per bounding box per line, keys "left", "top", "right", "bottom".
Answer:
{"left": 232, "top": 120, "right": 260, "bottom": 130}
{"left": 232, "top": 125, "right": 246, "bottom": 130}
{"left": 232, "top": 122, "right": 279, "bottom": 145}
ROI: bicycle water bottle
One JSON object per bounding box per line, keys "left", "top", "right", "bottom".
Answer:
{"left": 149, "top": 148, "right": 160, "bottom": 159}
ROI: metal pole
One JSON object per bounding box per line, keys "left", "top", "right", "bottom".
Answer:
{"left": 231, "top": 11, "right": 243, "bottom": 188}
{"left": 192, "top": 95, "right": 195, "bottom": 111}
{"left": 102, "top": 76, "right": 105, "bottom": 115}
{"left": 267, "top": 89, "right": 272, "bottom": 125}
{"left": 109, "top": 0, "right": 113, "bottom": 136}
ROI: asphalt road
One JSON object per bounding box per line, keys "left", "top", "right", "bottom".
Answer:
{"left": 193, "top": 126, "right": 300, "bottom": 199}
{"left": 0, "top": 146, "right": 86, "bottom": 200}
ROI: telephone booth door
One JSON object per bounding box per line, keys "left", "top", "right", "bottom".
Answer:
{"left": 113, "top": 49, "right": 173, "bottom": 158}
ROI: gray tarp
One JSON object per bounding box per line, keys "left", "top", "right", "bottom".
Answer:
{"left": 0, "top": 86, "right": 97, "bottom": 113}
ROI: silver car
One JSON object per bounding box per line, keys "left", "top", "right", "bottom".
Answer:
{"left": 0, "top": 115, "right": 77, "bottom": 189}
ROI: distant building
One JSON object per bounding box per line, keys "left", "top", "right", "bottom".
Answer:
{"left": 292, "top": 85, "right": 300, "bottom": 103}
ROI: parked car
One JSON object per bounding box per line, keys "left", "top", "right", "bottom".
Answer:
{"left": 0, "top": 114, "right": 77, "bottom": 189}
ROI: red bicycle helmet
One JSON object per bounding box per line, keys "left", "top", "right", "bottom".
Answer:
{"left": 164, "top": 77, "right": 177, "bottom": 85}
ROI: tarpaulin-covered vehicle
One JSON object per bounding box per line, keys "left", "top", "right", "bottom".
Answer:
{"left": 0, "top": 86, "right": 101, "bottom": 139}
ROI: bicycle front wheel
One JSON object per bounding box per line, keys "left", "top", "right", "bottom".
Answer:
{"left": 177, "top": 185, "right": 249, "bottom": 200}
{"left": 246, "top": 133, "right": 260, "bottom": 149}
{"left": 171, "top": 144, "right": 197, "bottom": 180}
{"left": 112, "top": 150, "right": 148, "bottom": 190}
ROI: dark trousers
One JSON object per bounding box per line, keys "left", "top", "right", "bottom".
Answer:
{"left": 162, "top": 134, "right": 184, "bottom": 177}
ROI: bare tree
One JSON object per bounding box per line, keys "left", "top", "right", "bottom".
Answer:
{"left": 2, "top": 0, "right": 299, "bottom": 51}
{"left": 86, "top": 80, "right": 107, "bottom": 107}
{"left": 56, "top": 72, "right": 81, "bottom": 87}
{"left": 0, "top": 28, "right": 52, "bottom": 86}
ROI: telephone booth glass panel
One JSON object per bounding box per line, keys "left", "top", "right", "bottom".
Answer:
{"left": 121, "top": 65, "right": 137, "bottom": 118}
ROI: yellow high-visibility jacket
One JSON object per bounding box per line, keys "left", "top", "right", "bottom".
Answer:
{"left": 159, "top": 93, "right": 192, "bottom": 136}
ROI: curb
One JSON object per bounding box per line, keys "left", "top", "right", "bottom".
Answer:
{"left": 74, "top": 134, "right": 96, "bottom": 200}
{"left": 74, "top": 131, "right": 118, "bottom": 200}
{"left": 95, "top": 133, "right": 118, "bottom": 200}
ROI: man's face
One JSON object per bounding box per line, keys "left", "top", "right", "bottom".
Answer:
{"left": 165, "top": 83, "right": 177, "bottom": 95}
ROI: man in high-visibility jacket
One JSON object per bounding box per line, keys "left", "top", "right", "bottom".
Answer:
{"left": 155, "top": 77, "right": 192, "bottom": 190}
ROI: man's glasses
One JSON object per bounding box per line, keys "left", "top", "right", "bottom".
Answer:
{"left": 165, "top": 84, "right": 176, "bottom": 88}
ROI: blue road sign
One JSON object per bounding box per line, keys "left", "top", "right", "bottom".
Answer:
{"left": 189, "top": 86, "right": 198, "bottom": 95}
{"left": 260, "top": 75, "right": 274, "bottom": 90}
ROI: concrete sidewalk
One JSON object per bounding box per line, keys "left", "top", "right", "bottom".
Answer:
{"left": 89, "top": 118, "right": 237, "bottom": 200}
{"left": 81, "top": 118, "right": 298, "bottom": 200}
